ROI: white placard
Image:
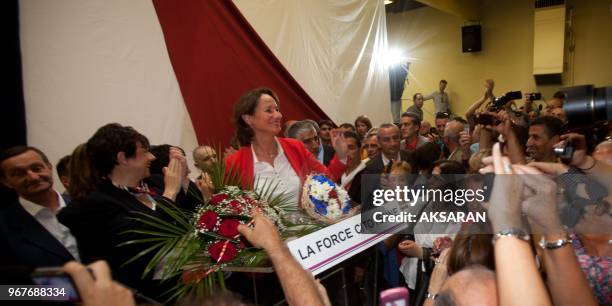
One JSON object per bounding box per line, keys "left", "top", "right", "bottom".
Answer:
{"left": 286, "top": 205, "right": 406, "bottom": 276}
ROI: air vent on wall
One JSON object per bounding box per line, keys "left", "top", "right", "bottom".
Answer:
{"left": 533, "top": 3, "right": 566, "bottom": 84}
{"left": 535, "top": 0, "right": 565, "bottom": 9}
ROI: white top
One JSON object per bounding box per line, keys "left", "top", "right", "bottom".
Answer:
{"left": 340, "top": 159, "right": 368, "bottom": 189}
{"left": 252, "top": 138, "right": 301, "bottom": 206}
{"left": 19, "top": 191, "right": 80, "bottom": 261}
{"left": 381, "top": 153, "right": 401, "bottom": 167}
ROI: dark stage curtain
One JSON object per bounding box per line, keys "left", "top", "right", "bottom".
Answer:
{"left": 1, "top": 0, "right": 25, "bottom": 203}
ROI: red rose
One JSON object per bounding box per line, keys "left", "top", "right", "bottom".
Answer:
{"left": 218, "top": 219, "right": 240, "bottom": 238}
{"left": 228, "top": 200, "right": 243, "bottom": 214}
{"left": 208, "top": 240, "right": 238, "bottom": 263}
{"left": 197, "top": 210, "right": 218, "bottom": 231}
{"left": 243, "top": 196, "right": 259, "bottom": 207}
{"left": 210, "top": 193, "right": 229, "bottom": 206}
{"left": 329, "top": 189, "right": 338, "bottom": 199}
{"left": 181, "top": 269, "right": 206, "bottom": 284}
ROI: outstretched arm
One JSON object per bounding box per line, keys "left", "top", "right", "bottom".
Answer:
{"left": 238, "top": 210, "right": 326, "bottom": 306}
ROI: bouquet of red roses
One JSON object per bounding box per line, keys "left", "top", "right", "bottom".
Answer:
{"left": 194, "top": 186, "right": 283, "bottom": 264}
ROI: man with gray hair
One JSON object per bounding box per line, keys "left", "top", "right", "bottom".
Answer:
{"left": 443, "top": 119, "right": 471, "bottom": 163}
{"left": 287, "top": 120, "right": 335, "bottom": 166}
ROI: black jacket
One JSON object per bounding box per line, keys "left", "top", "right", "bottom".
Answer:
{"left": 0, "top": 199, "right": 75, "bottom": 268}
{"left": 58, "top": 180, "right": 175, "bottom": 301}
{"left": 322, "top": 144, "right": 335, "bottom": 166}
{"left": 348, "top": 151, "right": 415, "bottom": 211}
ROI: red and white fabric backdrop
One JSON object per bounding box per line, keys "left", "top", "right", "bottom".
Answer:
{"left": 19, "top": 0, "right": 390, "bottom": 190}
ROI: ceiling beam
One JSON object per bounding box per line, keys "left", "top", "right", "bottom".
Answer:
{"left": 415, "top": 0, "right": 480, "bottom": 21}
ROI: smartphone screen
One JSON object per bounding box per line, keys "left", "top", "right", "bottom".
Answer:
{"left": 31, "top": 270, "right": 80, "bottom": 302}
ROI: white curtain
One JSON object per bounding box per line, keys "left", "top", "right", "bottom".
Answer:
{"left": 19, "top": 0, "right": 392, "bottom": 191}
{"left": 234, "top": 0, "right": 392, "bottom": 126}
{"left": 19, "top": 0, "right": 199, "bottom": 188}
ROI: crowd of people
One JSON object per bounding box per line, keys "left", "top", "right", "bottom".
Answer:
{"left": 0, "top": 80, "right": 610, "bottom": 306}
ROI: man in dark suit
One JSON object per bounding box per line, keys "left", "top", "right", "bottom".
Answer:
{"left": 58, "top": 123, "right": 186, "bottom": 302}
{"left": 0, "top": 146, "right": 80, "bottom": 268}
{"left": 287, "top": 120, "right": 336, "bottom": 166}
{"left": 349, "top": 123, "right": 415, "bottom": 209}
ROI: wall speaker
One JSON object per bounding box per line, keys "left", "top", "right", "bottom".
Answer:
{"left": 462, "top": 25, "right": 481, "bottom": 53}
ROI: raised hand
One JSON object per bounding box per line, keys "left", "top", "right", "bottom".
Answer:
{"left": 481, "top": 143, "right": 525, "bottom": 233}
{"left": 330, "top": 129, "right": 348, "bottom": 160}
{"left": 557, "top": 133, "right": 590, "bottom": 169}
{"left": 162, "top": 154, "right": 184, "bottom": 201}
{"left": 512, "top": 165, "right": 564, "bottom": 234}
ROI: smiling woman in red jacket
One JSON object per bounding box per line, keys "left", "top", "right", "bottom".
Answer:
{"left": 225, "top": 87, "right": 348, "bottom": 207}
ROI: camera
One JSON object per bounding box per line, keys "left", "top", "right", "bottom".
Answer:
{"left": 475, "top": 113, "right": 500, "bottom": 126}
{"left": 490, "top": 91, "right": 522, "bottom": 110}
{"left": 563, "top": 84, "right": 611, "bottom": 128}
{"left": 553, "top": 140, "right": 575, "bottom": 164}
{"left": 527, "top": 92, "right": 541, "bottom": 101}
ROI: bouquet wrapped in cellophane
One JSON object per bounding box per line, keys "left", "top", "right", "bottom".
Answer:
{"left": 121, "top": 150, "right": 320, "bottom": 301}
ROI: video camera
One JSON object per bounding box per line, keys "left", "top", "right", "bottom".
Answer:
{"left": 527, "top": 92, "right": 541, "bottom": 101}
{"left": 475, "top": 91, "right": 523, "bottom": 125}
{"left": 490, "top": 91, "right": 522, "bottom": 110}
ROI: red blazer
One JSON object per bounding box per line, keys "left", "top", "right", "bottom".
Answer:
{"left": 225, "top": 138, "right": 346, "bottom": 189}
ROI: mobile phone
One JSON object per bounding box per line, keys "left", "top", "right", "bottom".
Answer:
{"left": 31, "top": 267, "right": 81, "bottom": 302}
{"left": 379, "top": 287, "right": 409, "bottom": 306}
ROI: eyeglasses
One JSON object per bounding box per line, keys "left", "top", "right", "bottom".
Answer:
{"left": 301, "top": 135, "right": 320, "bottom": 145}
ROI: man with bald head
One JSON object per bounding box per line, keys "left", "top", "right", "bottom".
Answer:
{"left": 193, "top": 145, "right": 217, "bottom": 175}
{"left": 443, "top": 119, "right": 471, "bottom": 163}
{"left": 433, "top": 265, "right": 498, "bottom": 306}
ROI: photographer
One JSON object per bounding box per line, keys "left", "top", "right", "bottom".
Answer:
{"left": 526, "top": 116, "right": 565, "bottom": 162}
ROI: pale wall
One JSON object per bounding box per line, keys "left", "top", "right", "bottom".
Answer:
{"left": 387, "top": 0, "right": 612, "bottom": 124}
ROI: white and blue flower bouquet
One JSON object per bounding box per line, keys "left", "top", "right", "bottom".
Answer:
{"left": 301, "top": 174, "right": 354, "bottom": 224}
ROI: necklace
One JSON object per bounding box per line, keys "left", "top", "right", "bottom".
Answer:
{"left": 254, "top": 143, "right": 278, "bottom": 159}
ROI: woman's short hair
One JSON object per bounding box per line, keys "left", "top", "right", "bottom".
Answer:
{"left": 86, "top": 123, "right": 149, "bottom": 177}
{"left": 233, "top": 87, "right": 280, "bottom": 146}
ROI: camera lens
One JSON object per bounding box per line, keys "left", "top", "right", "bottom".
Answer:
{"left": 563, "top": 85, "right": 611, "bottom": 128}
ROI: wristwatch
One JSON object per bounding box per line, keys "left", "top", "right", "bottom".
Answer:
{"left": 492, "top": 228, "right": 530, "bottom": 245}
{"left": 538, "top": 234, "right": 571, "bottom": 250}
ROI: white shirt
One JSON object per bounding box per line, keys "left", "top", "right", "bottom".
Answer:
{"left": 19, "top": 191, "right": 80, "bottom": 261}
{"left": 252, "top": 138, "right": 301, "bottom": 207}
{"left": 341, "top": 159, "right": 368, "bottom": 189}
{"left": 381, "top": 153, "right": 401, "bottom": 167}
